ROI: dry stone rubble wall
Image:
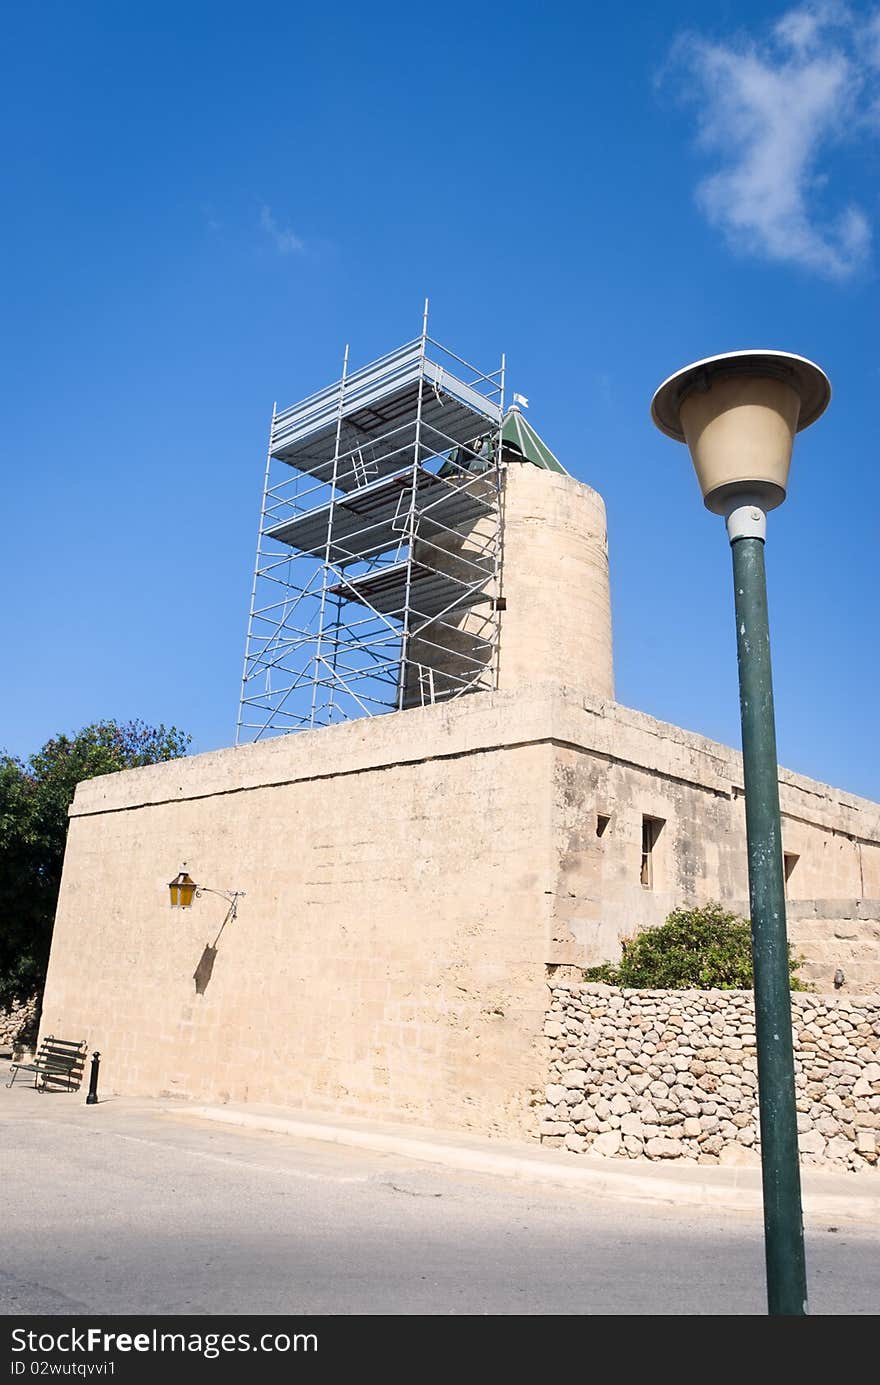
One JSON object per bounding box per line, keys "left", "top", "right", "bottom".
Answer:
{"left": 542, "top": 983, "right": 880, "bottom": 1171}
{"left": 0, "top": 997, "right": 38, "bottom": 1054}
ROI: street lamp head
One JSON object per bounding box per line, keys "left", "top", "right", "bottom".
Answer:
{"left": 651, "top": 350, "right": 831, "bottom": 514}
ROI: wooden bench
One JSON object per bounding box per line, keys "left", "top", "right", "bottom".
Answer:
{"left": 5, "top": 1036, "right": 87, "bottom": 1092}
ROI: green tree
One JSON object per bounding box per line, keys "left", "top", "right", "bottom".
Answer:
{"left": 0, "top": 720, "right": 190, "bottom": 1007}
{"left": 582, "top": 901, "right": 807, "bottom": 991}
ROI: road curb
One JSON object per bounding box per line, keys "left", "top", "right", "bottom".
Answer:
{"left": 179, "top": 1105, "right": 880, "bottom": 1222}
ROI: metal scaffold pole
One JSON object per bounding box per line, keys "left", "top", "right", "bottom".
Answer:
{"left": 236, "top": 403, "right": 277, "bottom": 746}
{"left": 396, "top": 299, "right": 429, "bottom": 711}
{"left": 310, "top": 343, "right": 349, "bottom": 729}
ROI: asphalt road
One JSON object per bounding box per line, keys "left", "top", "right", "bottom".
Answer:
{"left": 1, "top": 1091, "right": 878, "bottom": 1316}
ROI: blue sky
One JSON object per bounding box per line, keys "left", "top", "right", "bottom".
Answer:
{"left": 2, "top": 0, "right": 878, "bottom": 799}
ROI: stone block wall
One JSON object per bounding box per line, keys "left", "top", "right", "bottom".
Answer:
{"left": 542, "top": 983, "right": 880, "bottom": 1171}
{"left": 544, "top": 697, "right": 880, "bottom": 977}
{"left": 41, "top": 683, "right": 880, "bottom": 1138}
{"left": 786, "top": 901, "right": 880, "bottom": 993}
{"left": 40, "top": 701, "right": 558, "bottom": 1136}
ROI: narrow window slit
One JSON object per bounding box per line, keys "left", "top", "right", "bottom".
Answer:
{"left": 641, "top": 815, "right": 665, "bottom": 889}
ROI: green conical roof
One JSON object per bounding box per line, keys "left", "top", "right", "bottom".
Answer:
{"left": 500, "top": 406, "right": 568, "bottom": 475}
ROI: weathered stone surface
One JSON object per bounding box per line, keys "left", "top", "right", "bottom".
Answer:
{"left": 718, "top": 1144, "right": 760, "bottom": 1168}
{"left": 619, "top": 1113, "right": 643, "bottom": 1137}
{"left": 575, "top": 1113, "right": 601, "bottom": 1133}
{"left": 562, "top": 1069, "right": 588, "bottom": 1089}
{"left": 645, "top": 1137, "right": 682, "bottom": 1159}
{"left": 592, "top": 1131, "right": 621, "bottom": 1157}
{"left": 825, "top": 1136, "right": 855, "bottom": 1162}
{"left": 0, "top": 997, "right": 38, "bottom": 1053}
{"left": 543, "top": 983, "right": 880, "bottom": 1172}
{"left": 797, "top": 1131, "right": 826, "bottom": 1155}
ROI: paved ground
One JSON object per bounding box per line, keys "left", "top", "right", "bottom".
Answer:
{"left": 2, "top": 1074, "right": 878, "bottom": 1316}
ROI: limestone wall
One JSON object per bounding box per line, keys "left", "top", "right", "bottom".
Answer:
{"left": 786, "top": 901, "right": 880, "bottom": 993}
{"left": 40, "top": 696, "right": 558, "bottom": 1137}
{"left": 542, "top": 983, "right": 880, "bottom": 1171}
{"left": 546, "top": 693, "right": 880, "bottom": 979}
{"left": 40, "top": 685, "right": 880, "bottom": 1135}
{"left": 496, "top": 467, "right": 614, "bottom": 700}
{"left": 403, "top": 464, "right": 614, "bottom": 708}
{"left": 403, "top": 471, "right": 499, "bottom": 709}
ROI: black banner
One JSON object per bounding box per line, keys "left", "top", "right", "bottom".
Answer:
{"left": 3, "top": 1317, "right": 557, "bottom": 1380}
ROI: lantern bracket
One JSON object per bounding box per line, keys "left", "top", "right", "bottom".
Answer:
{"left": 168, "top": 863, "right": 246, "bottom": 912}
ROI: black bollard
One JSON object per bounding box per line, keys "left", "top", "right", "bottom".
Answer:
{"left": 85, "top": 1051, "right": 100, "bottom": 1105}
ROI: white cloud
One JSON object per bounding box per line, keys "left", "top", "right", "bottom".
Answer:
{"left": 260, "top": 205, "right": 304, "bottom": 255}
{"left": 773, "top": 1, "right": 850, "bottom": 54}
{"left": 671, "top": 4, "right": 879, "bottom": 279}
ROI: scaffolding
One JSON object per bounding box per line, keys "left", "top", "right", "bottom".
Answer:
{"left": 236, "top": 308, "right": 505, "bottom": 743}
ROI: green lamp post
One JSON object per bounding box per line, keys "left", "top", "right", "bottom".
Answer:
{"left": 651, "top": 350, "right": 831, "bottom": 1317}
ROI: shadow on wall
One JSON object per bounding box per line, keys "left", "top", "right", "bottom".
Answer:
{"left": 191, "top": 895, "right": 240, "bottom": 996}
{"left": 193, "top": 946, "right": 218, "bottom": 996}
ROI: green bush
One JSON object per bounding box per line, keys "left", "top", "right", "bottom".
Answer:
{"left": 581, "top": 902, "right": 807, "bottom": 991}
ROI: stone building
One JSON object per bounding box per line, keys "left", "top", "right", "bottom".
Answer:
{"left": 39, "top": 335, "right": 880, "bottom": 1141}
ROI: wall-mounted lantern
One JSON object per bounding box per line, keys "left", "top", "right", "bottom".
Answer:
{"left": 168, "top": 868, "right": 198, "bottom": 909}
{"left": 168, "top": 863, "right": 245, "bottom": 915}
{"left": 168, "top": 865, "right": 246, "bottom": 997}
